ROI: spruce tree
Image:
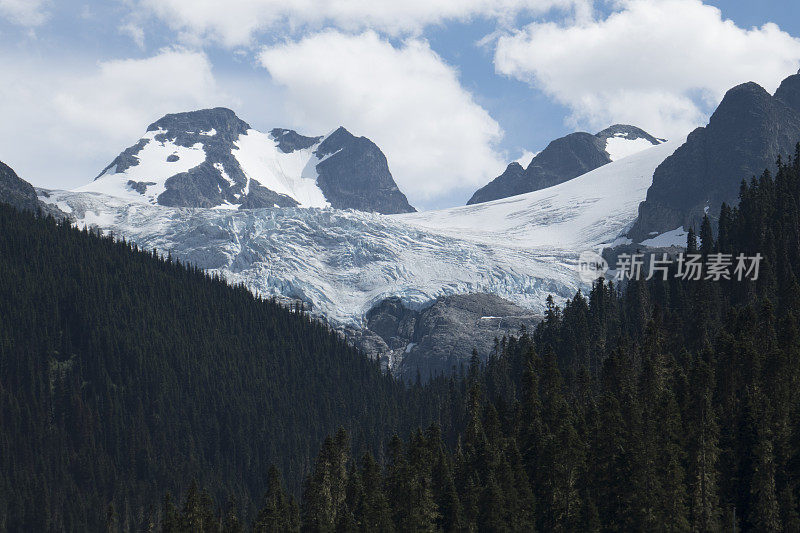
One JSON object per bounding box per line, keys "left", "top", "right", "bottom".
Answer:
{"left": 356, "top": 453, "right": 394, "bottom": 532}
{"left": 688, "top": 360, "right": 722, "bottom": 532}
{"left": 254, "top": 467, "right": 297, "bottom": 533}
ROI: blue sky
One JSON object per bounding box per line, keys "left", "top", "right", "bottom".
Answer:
{"left": 1, "top": 0, "right": 799, "bottom": 210}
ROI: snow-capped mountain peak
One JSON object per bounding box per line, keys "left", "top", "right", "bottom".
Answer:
{"left": 595, "top": 124, "right": 666, "bottom": 161}
{"left": 78, "top": 108, "right": 415, "bottom": 214}
{"left": 467, "top": 123, "right": 664, "bottom": 205}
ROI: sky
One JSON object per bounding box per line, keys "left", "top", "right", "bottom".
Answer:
{"left": 1, "top": 0, "right": 800, "bottom": 210}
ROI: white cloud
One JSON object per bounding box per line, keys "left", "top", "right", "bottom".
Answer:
{"left": 0, "top": 48, "right": 232, "bottom": 189}
{"left": 0, "top": 0, "right": 49, "bottom": 26}
{"left": 120, "top": 22, "right": 146, "bottom": 49}
{"left": 514, "top": 150, "right": 537, "bottom": 167}
{"left": 494, "top": 0, "right": 800, "bottom": 139}
{"left": 138, "top": 0, "right": 592, "bottom": 47}
{"left": 259, "top": 31, "right": 506, "bottom": 205}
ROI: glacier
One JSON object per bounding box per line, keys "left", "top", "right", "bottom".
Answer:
{"left": 40, "top": 137, "right": 684, "bottom": 328}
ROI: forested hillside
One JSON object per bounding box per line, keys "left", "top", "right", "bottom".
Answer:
{"left": 161, "top": 147, "right": 800, "bottom": 532}
{"left": 0, "top": 205, "right": 465, "bottom": 531}
{"left": 5, "top": 146, "right": 800, "bottom": 532}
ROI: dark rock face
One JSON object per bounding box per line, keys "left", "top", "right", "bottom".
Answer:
{"left": 96, "top": 139, "right": 150, "bottom": 177}
{"left": 127, "top": 180, "right": 155, "bottom": 195}
{"left": 270, "top": 128, "right": 322, "bottom": 153}
{"left": 150, "top": 107, "right": 251, "bottom": 144}
{"left": 524, "top": 132, "right": 611, "bottom": 189}
{"left": 0, "top": 160, "right": 42, "bottom": 213}
{"left": 95, "top": 109, "right": 415, "bottom": 214}
{"left": 0, "top": 160, "right": 64, "bottom": 218}
{"left": 470, "top": 162, "right": 525, "bottom": 204}
{"left": 149, "top": 108, "right": 295, "bottom": 209}
{"left": 628, "top": 75, "right": 800, "bottom": 241}
{"left": 775, "top": 73, "right": 800, "bottom": 113}
{"left": 596, "top": 124, "right": 664, "bottom": 145}
{"left": 353, "top": 293, "right": 540, "bottom": 381}
{"left": 314, "top": 127, "right": 416, "bottom": 214}
{"left": 468, "top": 124, "right": 661, "bottom": 205}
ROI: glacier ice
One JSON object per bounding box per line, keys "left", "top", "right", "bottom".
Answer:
{"left": 41, "top": 137, "right": 683, "bottom": 328}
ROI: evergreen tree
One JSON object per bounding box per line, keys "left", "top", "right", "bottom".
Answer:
{"left": 688, "top": 358, "right": 722, "bottom": 532}
{"left": 355, "top": 453, "right": 394, "bottom": 532}
{"left": 301, "top": 430, "right": 351, "bottom": 532}
{"left": 254, "top": 467, "right": 297, "bottom": 533}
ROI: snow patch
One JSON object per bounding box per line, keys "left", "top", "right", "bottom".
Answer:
{"left": 233, "top": 129, "right": 329, "bottom": 208}
{"left": 55, "top": 201, "right": 73, "bottom": 214}
{"left": 605, "top": 135, "right": 659, "bottom": 161}
{"left": 640, "top": 227, "right": 688, "bottom": 248}
{"left": 213, "top": 201, "right": 240, "bottom": 211}
{"left": 400, "top": 138, "right": 685, "bottom": 251}
{"left": 214, "top": 162, "right": 235, "bottom": 187}
{"left": 76, "top": 128, "right": 205, "bottom": 204}
{"left": 602, "top": 235, "right": 633, "bottom": 248}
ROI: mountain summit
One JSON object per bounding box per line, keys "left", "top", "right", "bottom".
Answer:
{"left": 81, "top": 108, "right": 415, "bottom": 214}
{"left": 467, "top": 124, "right": 663, "bottom": 205}
{"left": 628, "top": 73, "right": 800, "bottom": 241}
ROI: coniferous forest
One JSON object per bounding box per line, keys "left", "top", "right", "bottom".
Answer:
{"left": 4, "top": 148, "right": 800, "bottom": 532}
{"left": 150, "top": 149, "right": 800, "bottom": 532}
{"left": 0, "top": 204, "right": 466, "bottom": 531}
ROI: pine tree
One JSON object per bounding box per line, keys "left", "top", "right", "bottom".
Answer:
{"left": 425, "top": 425, "right": 464, "bottom": 532}
{"left": 700, "top": 215, "right": 715, "bottom": 257}
{"left": 356, "top": 453, "right": 394, "bottom": 532}
{"left": 687, "top": 227, "right": 698, "bottom": 253}
{"left": 221, "top": 498, "right": 242, "bottom": 533}
{"left": 176, "top": 481, "right": 217, "bottom": 533}
{"left": 161, "top": 493, "right": 179, "bottom": 533}
{"left": 536, "top": 347, "right": 583, "bottom": 530}
{"left": 301, "top": 430, "right": 351, "bottom": 532}
{"left": 749, "top": 436, "right": 782, "bottom": 532}
{"left": 593, "top": 350, "right": 632, "bottom": 530}
{"left": 254, "top": 466, "right": 297, "bottom": 533}
{"left": 688, "top": 359, "right": 722, "bottom": 532}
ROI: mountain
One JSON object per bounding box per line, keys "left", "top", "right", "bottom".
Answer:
{"left": 81, "top": 108, "right": 415, "bottom": 214}
{"left": 467, "top": 124, "right": 663, "bottom": 205}
{"left": 628, "top": 73, "right": 800, "bottom": 241}
{"left": 42, "top": 136, "right": 681, "bottom": 373}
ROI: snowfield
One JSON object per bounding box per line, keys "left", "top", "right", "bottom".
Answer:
{"left": 232, "top": 129, "right": 330, "bottom": 208}
{"left": 399, "top": 138, "right": 683, "bottom": 250}
{"left": 78, "top": 128, "right": 207, "bottom": 204}
{"left": 41, "top": 137, "right": 683, "bottom": 327}
{"left": 604, "top": 134, "right": 659, "bottom": 162}
{"left": 80, "top": 124, "right": 336, "bottom": 209}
